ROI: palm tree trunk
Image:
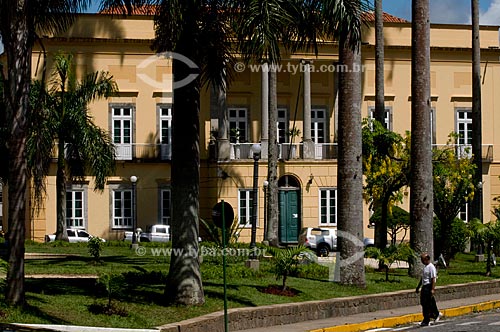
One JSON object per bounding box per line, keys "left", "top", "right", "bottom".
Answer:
{"left": 55, "top": 139, "right": 68, "bottom": 241}
{"left": 338, "top": 31, "right": 365, "bottom": 288}
{"left": 2, "top": 1, "right": 31, "bottom": 305}
{"left": 471, "top": 0, "right": 483, "bottom": 223}
{"left": 374, "top": 0, "right": 386, "bottom": 125}
{"left": 266, "top": 67, "right": 279, "bottom": 246}
{"left": 165, "top": 48, "right": 204, "bottom": 306}
{"left": 409, "top": 0, "right": 434, "bottom": 277}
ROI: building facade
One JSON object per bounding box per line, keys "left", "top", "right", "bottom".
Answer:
{"left": 2, "top": 13, "right": 500, "bottom": 243}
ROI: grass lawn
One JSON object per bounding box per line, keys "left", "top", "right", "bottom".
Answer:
{"left": 0, "top": 243, "right": 498, "bottom": 329}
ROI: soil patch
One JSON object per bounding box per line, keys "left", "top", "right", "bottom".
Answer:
{"left": 258, "top": 285, "right": 300, "bottom": 297}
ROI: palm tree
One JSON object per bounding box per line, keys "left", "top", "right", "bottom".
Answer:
{"left": 337, "top": 0, "right": 365, "bottom": 287}
{"left": 373, "top": 0, "right": 387, "bottom": 252}
{"left": 471, "top": 0, "right": 483, "bottom": 224}
{"left": 236, "top": 0, "right": 369, "bottom": 247}
{"left": 28, "top": 53, "right": 117, "bottom": 242}
{"left": 409, "top": 0, "right": 434, "bottom": 277}
{"left": 374, "top": 0, "right": 386, "bottom": 127}
{"left": 0, "top": 0, "right": 91, "bottom": 306}
{"left": 236, "top": 0, "right": 296, "bottom": 246}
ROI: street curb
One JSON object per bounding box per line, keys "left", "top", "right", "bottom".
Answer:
{"left": 309, "top": 300, "right": 500, "bottom": 332}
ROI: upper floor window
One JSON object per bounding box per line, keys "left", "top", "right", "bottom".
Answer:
{"left": 111, "top": 105, "right": 134, "bottom": 160}
{"left": 311, "top": 108, "right": 327, "bottom": 144}
{"left": 228, "top": 107, "right": 248, "bottom": 143}
{"left": 277, "top": 107, "right": 288, "bottom": 143}
{"left": 158, "top": 105, "right": 172, "bottom": 160}
{"left": 456, "top": 108, "right": 472, "bottom": 146}
{"left": 456, "top": 108, "right": 472, "bottom": 158}
{"left": 319, "top": 188, "right": 337, "bottom": 226}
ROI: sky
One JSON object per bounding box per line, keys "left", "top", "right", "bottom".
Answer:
{"left": 1, "top": 0, "right": 499, "bottom": 55}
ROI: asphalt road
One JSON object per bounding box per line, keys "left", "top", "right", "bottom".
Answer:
{"left": 365, "top": 309, "right": 500, "bottom": 332}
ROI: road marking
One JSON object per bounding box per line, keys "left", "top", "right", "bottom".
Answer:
{"left": 488, "top": 321, "right": 500, "bottom": 325}
{"left": 364, "top": 329, "right": 393, "bottom": 331}
{"left": 456, "top": 322, "right": 481, "bottom": 326}
{"left": 393, "top": 327, "right": 413, "bottom": 331}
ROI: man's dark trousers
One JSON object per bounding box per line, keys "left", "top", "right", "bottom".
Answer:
{"left": 420, "top": 284, "right": 439, "bottom": 324}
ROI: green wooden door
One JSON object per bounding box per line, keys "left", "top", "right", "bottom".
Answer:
{"left": 279, "top": 189, "right": 300, "bottom": 244}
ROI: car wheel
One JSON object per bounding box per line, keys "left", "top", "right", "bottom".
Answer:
{"left": 317, "top": 244, "right": 330, "bottom": 257}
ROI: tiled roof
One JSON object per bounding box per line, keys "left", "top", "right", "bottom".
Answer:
{"left": 99, "top": 5, "right": 155, "bottom": 15}
{"left": 361, "top": 11, "right": 409, "bottom": 23}
{"left": 99, "top": 6, "right": 409, "bottom": 24}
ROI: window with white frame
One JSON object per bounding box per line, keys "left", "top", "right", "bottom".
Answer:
{"left": 159, "top": 106, "right": 172, "bottom": 145}
{"left": 319, "top": 188, "right": 337, "bottom": 226}
{"left": 66, "top": 190, "right": 85, "bottom": 228}
{"left": 112, "top": 106, "right": 132, "bottom": 144}
{"left": 277, "top": 108, "right": 288, "bottom": 143}
{"left": 459, "top": 203, "right": 469, "bottom": 223}
{"left": 311, "top": 108, "right": 327, "bottom": 143}
{"left": 369, "top": 106, "right": 392, "bottom": 131}
{"left": 111, "top": 106, "right": 133, "bottom": 160}
{"left": 238, "top": 189, "right": 256, "bottom": 227}
{"left": 158, "top": 105, "right": 172, "bottom": 160}
{"left": 228, "top": 108, "right": 248, "bottom": 143}
{"left": 456, "top": 108, "right": 472, "bottom": 158}
{"left": 112, "top": 189, "right": 133, "bottom": 228}
{"left": 430, "top": 107, "right": 436, "bottom": 145}
{"left": 456, "top": 108, "right": 472, "bottom": 146}
{"left": 160, "top": 188, "right": 171, "bottom": 225}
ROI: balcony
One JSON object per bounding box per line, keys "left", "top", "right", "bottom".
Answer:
{"left": 115, "top": 143, "right": 172, "bottom": 161}
{"left": 229, "top": 142, "right": 338, "bottom": 160}
{"left": 432, "top": 144, "right": 494, "bottom": 162}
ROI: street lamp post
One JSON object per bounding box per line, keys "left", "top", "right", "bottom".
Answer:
{"left": 130, "top": 175, "right": 138, "bottom": 249}
{"left": 263, "top": 180, "right": 269, "bottom": 245}
{"left": 249, "top": 144, "right": 261, "bottom": 262}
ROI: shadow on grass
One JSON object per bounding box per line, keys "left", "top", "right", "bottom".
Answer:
{"left": 27, "top": 278, "right": 97, "bottom": 296}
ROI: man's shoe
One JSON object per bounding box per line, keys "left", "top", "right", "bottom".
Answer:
{"left": 420, "top": 322, "right": 429, "bottom": 327}
{"left": 434, "top": 312, "right": 443, "bottom": 323}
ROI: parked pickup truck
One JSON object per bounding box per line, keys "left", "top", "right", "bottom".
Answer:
{"left": 124, "top": 224, "right": 170, "bottom": 243}
{"left": 45, "top": 229, "right": 106, "bottom": 243}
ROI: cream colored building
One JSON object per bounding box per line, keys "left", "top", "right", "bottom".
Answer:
{"left": 2, "top": 12, "right": 500, "bottom": 243}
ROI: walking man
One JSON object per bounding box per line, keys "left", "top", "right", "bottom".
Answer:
{"left": 415, "top": 253, "right": 443, "bottom": 326}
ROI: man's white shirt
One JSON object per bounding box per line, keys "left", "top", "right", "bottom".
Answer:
{"left": 422, "top": 263, "right": 437, "bottom": 285}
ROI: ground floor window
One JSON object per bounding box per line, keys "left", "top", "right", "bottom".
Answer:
{"left": 66, "top": 190, "right": 85, "bottom": 228}
{"left": 160, "top": 188, "right": 171, "bottom": 225}
{"left": 113, "top": 189, "right": 133, "bottom": 228}
{"left": 319, "top": 188, "right": 337, "bottom": 226}
{"left": 238, "top": 189, "right": 256, "bottom": 227}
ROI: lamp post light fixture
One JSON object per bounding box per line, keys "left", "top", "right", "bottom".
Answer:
{"left": 130, "top": 175, "right": 138, "bottom": 249}
{"left": 249, "top": 143, "right": 261, "bottom": 261}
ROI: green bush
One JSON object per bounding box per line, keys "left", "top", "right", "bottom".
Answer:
{"left": 296, "top": 263, "right": 329, "bottom": 280}
{"left": 88, "top": 237, "right": 104, "bottom": 262}
{"left": 434, "top": 217, "right": 469, "bottom": 259}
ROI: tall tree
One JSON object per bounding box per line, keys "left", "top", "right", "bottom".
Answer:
{"left": 337, "top": 0, "right": 365, "bottom": 287}
{"left": 373, "top": 0, "right": 386, "bottom": 126}
{"left": 0, "top": 0, "right": 91, "bottom": 306}
{"left": 149, "top": 0, "right": 234, "bottom": 305}
{"left": 433, "top": 135, "right": 475, "bottom": 262}
{"left": 471, "top": 0, "right": 483, "bottom": 224}
{"left": 236, "top": 0, "right": 296, "bottom": 246}
{"left": 409, "top": 0, "right": 434, "bottom": 277}
{"left": 236, "top": 0, "right": 370, "bottom": 246}
{"left": 362, "top": 120, "right": 411, "bottom": 251}
{"left": 28, "top": 53, "right": 117, "bottom": 241}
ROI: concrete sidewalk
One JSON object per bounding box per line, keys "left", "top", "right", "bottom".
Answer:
{"left": 238, "top": 293, "right": 500, "bottom": 332}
